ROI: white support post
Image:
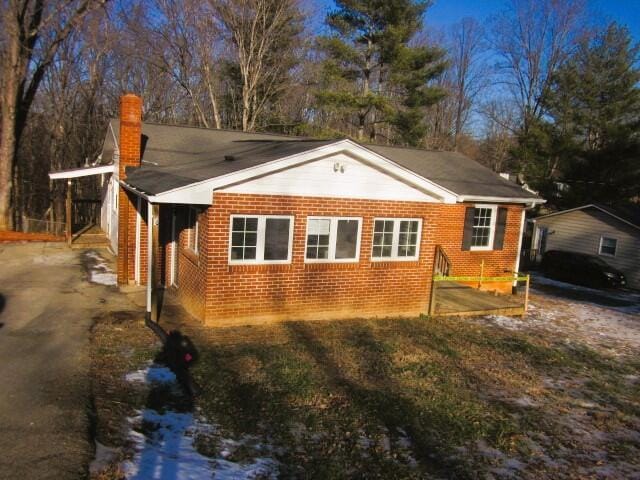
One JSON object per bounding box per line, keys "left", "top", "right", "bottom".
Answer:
{"left": 146, "top": 200, "right": 153, "bottom": 323}
{"left": 514, "top": 208, "right": 526, "bottom": 288}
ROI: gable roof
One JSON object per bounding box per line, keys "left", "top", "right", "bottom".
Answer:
{"left": 107, "top": 120, "right": 542, "bottom": 204}
{"left": 534, "top": 203, "right": 640, "bottom": 231}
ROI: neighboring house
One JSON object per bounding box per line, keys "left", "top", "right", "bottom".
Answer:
{"left": 532, "top": 204, "right": 640, "bottom": 289}
{"left": 57, "top": 94, "right": 544, "bottom": 325}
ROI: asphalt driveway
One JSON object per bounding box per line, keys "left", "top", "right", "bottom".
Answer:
{"left": 0, "top": 243, "right": 121, "bottom": 479}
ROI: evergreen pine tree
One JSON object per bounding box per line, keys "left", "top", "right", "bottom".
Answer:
{"left": 316, "top": 0, "right": 446, "bottom": 146}
{"left": 536, "top": 23, "right": 640, "bottom": 206}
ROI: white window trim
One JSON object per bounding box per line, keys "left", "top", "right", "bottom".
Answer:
{"left": 371, "top": 218, "right": 422, "bottom": 261}
{"left": 470, "top": 204, "right": 498, "bottom": 251}
{"left": 187, "top": 207, "right": 199, "bottom": 254}
{"left": 598, "top": 236, "right": 618, "bottom": 257}
{"left": 304, "top": 216, "right": 362, "bottom": 263}
{"left": 228, "top": 214, "right": 294, "bottom": 265}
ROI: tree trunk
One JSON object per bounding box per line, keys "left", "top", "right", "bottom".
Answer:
{"left": 0, "top": 87, "right": 18, "bottom": 231}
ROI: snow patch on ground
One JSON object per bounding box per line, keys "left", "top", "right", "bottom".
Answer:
{"left": 121, "top": 364, "right": 279, "bottom": 479}
{"left": 90, "top": 441, "right": 120, "bottom": 476}
{"left": 123, "top": 410, "right": 279, "bottom": 480}
{"left": 480, "top": 282, "right": 640, "bottom": 356}
{"left": 85, "top": 251, "right": 117, "bottom": 285}
{"left": 125, "top": 364, "right": 177, "bottom": 384}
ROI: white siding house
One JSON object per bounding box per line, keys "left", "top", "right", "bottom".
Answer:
{"left": 532, "top": 205, "right": 640, "bottom": 289}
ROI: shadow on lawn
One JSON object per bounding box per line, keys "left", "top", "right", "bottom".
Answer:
{"left": 283, "top": 321, "right": 474, "bottom": 479}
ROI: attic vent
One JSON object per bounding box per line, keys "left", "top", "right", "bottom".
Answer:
{"left": 224, "top": 155, "right": 235, "bottom": 162}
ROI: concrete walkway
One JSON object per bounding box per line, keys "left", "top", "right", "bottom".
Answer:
{"left": 0, "top": 243, "right": 122, "bottom": 479}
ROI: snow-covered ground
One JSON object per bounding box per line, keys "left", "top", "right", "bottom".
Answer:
{"left": 121, "top": 364, "right": 279, "bottom": 480}
{"left": 481, "top": 274, "right": 640, "bottom": 356}
{"left": 84, "top": 251, "right": 117, "bottom": 286}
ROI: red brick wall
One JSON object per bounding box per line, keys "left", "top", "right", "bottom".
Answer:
{"left": 196, "top": 193, "right": 523, "bottom": 326}
{"left": 117, "top": 94, "right": 143, "bottom": 285}
{"left": 170, "top": 206, "right": 208, "bottom": 320}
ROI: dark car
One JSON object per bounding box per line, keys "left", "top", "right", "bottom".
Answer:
{"left": 540, "top": 250, "right": 627, "bottom": 289}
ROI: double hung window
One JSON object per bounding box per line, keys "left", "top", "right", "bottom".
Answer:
{"left": 371, "top": 219, "right": 421, "bottom": 260}
{"left": 229, "top": 215, "right": 294, "bottom": 263}
{"left": 305, "top": 217, "right": 362, "bottom": 262}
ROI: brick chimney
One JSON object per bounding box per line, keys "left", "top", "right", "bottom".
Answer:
{"left": 117, "top": 93, "right": 142, "bottom": 285}
{"left": 118, "top": 93, "right": 142, "bottom": 180}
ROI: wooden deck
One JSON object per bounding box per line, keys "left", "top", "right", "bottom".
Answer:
{"left": 432, "top": 281, "right": 525, "bottom": 317}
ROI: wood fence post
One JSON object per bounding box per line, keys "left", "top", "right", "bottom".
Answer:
{"left": 524, "top": 274, "right": 530, "bottom": 313}
{"left": 66, "top": 180, "right": 72, "bottom": 246}
{"left": 429, "top": 277, "right": 437, "bottom": 317}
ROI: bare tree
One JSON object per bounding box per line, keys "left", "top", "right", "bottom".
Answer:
{"left": 0, "top": 0, "right": 108, "bottom": 230}
{"left": 213, "top": 0, "right": 304, "bottom": 132}
{"left": 123, "top": 0, "right": 224, "bottom": 129}
{"left": 448, "top": 17, "right": 487, "bottom": 149}
{"left": 477, "top": 99, "right": 519, "bottom": 172}
{"left": 489, "top": 0, "right": 586, "bottom": 134}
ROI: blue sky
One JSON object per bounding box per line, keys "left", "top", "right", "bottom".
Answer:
{"left": 425, "top": 0, "right": 640, "bottom": 38}
{"left": 311, "top": 0, "right": 640, "bottom": 41}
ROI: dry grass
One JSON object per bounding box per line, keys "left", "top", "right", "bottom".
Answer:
{"left": 89, "top": 309, "right": 640, "bottom": 479}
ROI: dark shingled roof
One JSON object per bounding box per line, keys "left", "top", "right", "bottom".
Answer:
{"left": 364, "top": 144, "right": 536, "bottom": 199}
{"left": 594, "top": 203, "right": 640, "bottom": 228}
{"left": 107, "top": 120, "right": 539, "bottom": 201}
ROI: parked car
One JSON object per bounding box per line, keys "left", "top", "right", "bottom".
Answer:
{"left": 540, "top": 250, "right": 627, "bottom": 289}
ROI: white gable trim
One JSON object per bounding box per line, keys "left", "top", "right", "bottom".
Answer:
{"left": 533, "top": 204, "right": 640, "bottom": 231}
{"left": 457, "top": 195, "right": 544, "bottom": 205}
{"left": 49, "top": 164, "right": 115, "bottom": 180}
{"left": 136, "top": 140, "right": 458, "bottom": 205}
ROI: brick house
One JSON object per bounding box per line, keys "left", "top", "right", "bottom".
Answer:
{"left": 96, "top": 94, "right": 543, "bottom": 326}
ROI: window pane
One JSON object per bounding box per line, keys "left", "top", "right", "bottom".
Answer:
{"left": 245, "top": 232, "right": 257, "bottom": 247}
{"left": 373, "top": 233, "right": 383, "bottom": 245}
{"left": 231, "top": 246, "right": 243, "bottom": 260}
{"left": 382, "top": 245, "right": 392, "bottom": 257}
{"left": 232, "top": 217, "right": 245, "bottom": 231}
{"left": 318, "top": 247, "right": 329, "bottom": 259}
{"left": 264, "top": 218, "right": 290, "bottom": 260}
{"left": 244, "top": 247, "right": 256, "bottom": 260}
{"left": 374, "top": 220, "right": 384, "bottom": 232}
{"left": 318, "top": 234, "right": 330, "bottom": 246}
{"left": 372, "top": 246, "right": 382, "bottom": 257}
{"left": 231, "top": 232, "right": 244, "bottom": 246}
{"left": 472, "top": 208, "right": 492, "bottom": 247}
{"left": 308, "top": 219, "right": 330, "bottom": 235}
{"left": 601, "top": 237, "right": 617, "bottom": 255}
{"left": 245, "top": 217, "right": 258, "bottom": 231}
{"left": 306, "top": 247, "right": 317, "bottom": 259}
{"left": 335, "top": 220, "right": 359, "bottom": 259}
{"left": 308, "top": 235, "right": 318, "bottom": 246}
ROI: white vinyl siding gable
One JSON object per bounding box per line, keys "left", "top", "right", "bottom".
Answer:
{"left": 221, "top": 153, "right": 441, "bottom": 203}
{"left": 535, "top": 208, "right": 640, "bottom": 288}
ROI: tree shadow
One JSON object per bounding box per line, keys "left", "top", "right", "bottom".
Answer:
{"left": 0, "top": 293, "right": 5, "bottom": 329}
{"left": 125, "top": 330, "right": 200, "bottom": 480}
{"left": 282, "top": 321, "right": 474, "bottom": 479}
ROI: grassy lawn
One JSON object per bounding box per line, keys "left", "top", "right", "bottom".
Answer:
{"left": 91, "top": 312, "right": 640, "bottom": 479}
